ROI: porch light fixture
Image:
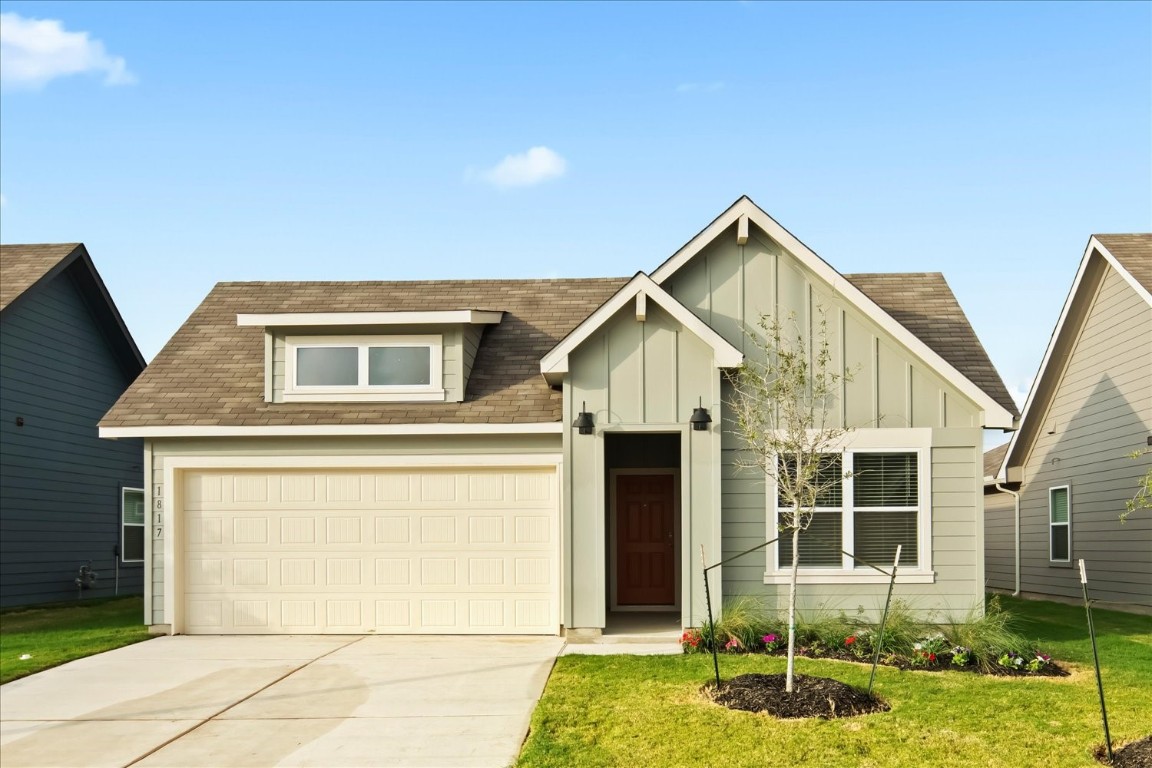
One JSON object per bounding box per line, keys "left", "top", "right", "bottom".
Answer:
{"left": 689, "top": 397, "right": 712, "bottom": 431}
{"left": 573, "top": 401, "right": 595, "bottom": 435}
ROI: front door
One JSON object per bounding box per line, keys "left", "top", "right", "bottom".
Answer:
{"left": 615, "top": 473, "right": 676, "bottom": 606}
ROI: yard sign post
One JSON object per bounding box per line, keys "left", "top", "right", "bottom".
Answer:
{"left": 1079, "top": 559, "right": 1112, "bottom": 762}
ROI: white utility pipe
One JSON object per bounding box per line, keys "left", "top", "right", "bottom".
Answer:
{"left": 995, "top": 483, "right": 1022, "bottom": 596}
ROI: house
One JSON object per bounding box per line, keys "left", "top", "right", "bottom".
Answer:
{"left": 99, "top": 198, "right": 1018, "bottom": 635}
{"left": 1, "top": 243, "right": 146, "bottom": 607}
{"left": 986, "top": 235, "right": 1152, "bottom": 612}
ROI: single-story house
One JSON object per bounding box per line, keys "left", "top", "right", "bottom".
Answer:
{"left": 1, "top": 243, "right": 146, "bottom": 607}
{"left": 100, "top": 197, "right": 1018, "bottom": 635}
{"left": 986, "top": 234, "right": 1151, "bottom": 612}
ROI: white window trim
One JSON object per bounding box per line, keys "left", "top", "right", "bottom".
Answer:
{"left": 121, "top": 487, "right": 145, "bottom": 564}
{"left": 284, "top": 334, "right": 444, "bottom": 402}
{"left": 764, "top": 429, "right": 934, "bottom": 585}
{"left": 1049, "top": 485, "right": 1071, "bottom": 564}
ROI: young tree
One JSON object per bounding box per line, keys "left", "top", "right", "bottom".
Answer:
{"left": 1121, "top": 449, "right": 1151, "bottom": 524}
{"left": 727, "top": 309, "right": 851, "bottom": 693}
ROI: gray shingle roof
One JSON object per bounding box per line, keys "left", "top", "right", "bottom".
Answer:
{"left": 0, "top": 243, "right": 82, "bottom": 311}
{"left": 983, "top": 443, "right": 1009, "bottom": 479}
{"left": 844, "top": 272, "right": 1020, "bottom": 417}
{"left": 1096, "top": 234, "right": 1152, "bottom": 295}
{"left": 103, "top": 271, "right": 1019, "bottom": 429}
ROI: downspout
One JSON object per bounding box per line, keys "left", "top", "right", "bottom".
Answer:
{"left": 995, "top": 483, "right": 1021, "bottom": 596}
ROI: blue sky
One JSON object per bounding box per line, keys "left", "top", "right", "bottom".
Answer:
{"left": 2, "top": 1, "right": 1150, "bottom": 423}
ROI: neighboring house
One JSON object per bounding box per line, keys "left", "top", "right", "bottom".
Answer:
{"left": 986, "top": 235, "right": 1152, "bottom": 612}
{"left": 99, "top": 197, "right": 1018, "bottom": 636}
{"left": 1, "top": 243, "right": 146, "bottom": 607}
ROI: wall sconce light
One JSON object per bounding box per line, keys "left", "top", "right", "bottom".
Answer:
{"left": 573, "top": 401, "right": 595, "bottom": 435}
{"left": 689, "top": 397, "right": 712, "bottom": 431}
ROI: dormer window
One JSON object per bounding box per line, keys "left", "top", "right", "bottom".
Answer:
{"left": 284, "top": 335, "right": 443, "bottom": 402}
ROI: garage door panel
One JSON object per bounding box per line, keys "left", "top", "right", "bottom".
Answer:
{"left": 182, "top": 468, "right": 557, "bottom": 635}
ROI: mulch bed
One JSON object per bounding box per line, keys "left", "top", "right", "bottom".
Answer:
{"left": 1097, "top": 736, "right": 1152, "bottom": 768}
{"left": 710, "top": 673, "right": 890, "bottom": 719}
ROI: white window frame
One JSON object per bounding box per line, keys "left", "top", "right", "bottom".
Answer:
{"left": 765, "top": 429, "right": 934, "bottom": 584}
{"left": 121, "top": 487, "right": 145, "bottom": 563}
{"left": 284, "top": 334, "right": 444, "bottom": 402}
{"left": 1048, "top": 485, "right": 1071, "bottom": 564}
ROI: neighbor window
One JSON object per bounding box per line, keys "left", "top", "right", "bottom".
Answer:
{"left": 775, "top": 450, "right": 925, "bottom": 572}
{"left": 285, "top": 335, "right": 442, "bottom": 401}
{"left": 1049, "top": 486, "right": 1070, "bottom": 563}
{"left": 122, "top": 488, "right": 145, "bottom": 563}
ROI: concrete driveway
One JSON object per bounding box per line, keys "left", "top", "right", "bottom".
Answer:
{"left": 0, "top": 635, "right": 564, "bottom": 768}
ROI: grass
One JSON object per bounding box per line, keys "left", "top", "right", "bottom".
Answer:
{"left": 516, "top": 596, "right": 1152, "bottom": 768}
{"left": 0, "top": 596, "right": 153, "bottom": 684}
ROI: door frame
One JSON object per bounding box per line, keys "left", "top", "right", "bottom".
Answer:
{"left": 608, "top": 468, "right": 681, "bottom": 612}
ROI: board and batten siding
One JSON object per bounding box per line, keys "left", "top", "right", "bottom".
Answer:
{"left": 144, "top": 433, "right": 561, "bottom": 626}
{"left": 1014, "top": 266, "right": 1152, "bottom": 607}
{"left": 269, "top": 326, "right": 467, "bottom": 403}
{"left": 0, "top": 272, "right": 143, "bottom": 607}
{"left": 663, "top": 223, "right": 988, "bottom": 620}
{"left": 565, "top": 300, "right": 721, "bottom": 629}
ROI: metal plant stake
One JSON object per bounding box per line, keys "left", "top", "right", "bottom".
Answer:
{"left": 1079, "top": 559, "right": 1112, "bottom": 763}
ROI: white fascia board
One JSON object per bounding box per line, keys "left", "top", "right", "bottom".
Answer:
{"left": 236, "top": 310, "right": 504, "bottom": 327}
{"left": 1094, "top": 237, "right": 1152, "bottom": 306}
{"left": 651, "top": 197, "right": 1016, "bottom": 429}
{"left": 539, "top": 273, "right": 743, "bottom": 382}
{"left": 100, "top": 422, "right": 563, "bottom": 439}
{"left": 997, "top": 237, "right": 1148, "bottom": 476}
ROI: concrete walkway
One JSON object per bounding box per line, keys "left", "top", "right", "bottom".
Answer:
{"left": 0, "top": 635, "right": 564, "bottom": 768}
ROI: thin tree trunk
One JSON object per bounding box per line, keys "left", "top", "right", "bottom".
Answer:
{"left": 786, "top": 522, "right": 799, "bottom": 693}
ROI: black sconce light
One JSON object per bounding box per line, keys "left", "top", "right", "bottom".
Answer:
{"left": 689, "top": 397, "right": 712, "bottom": 431}
{"left": 573, "top": 401, "right": 595, "bottom": 435}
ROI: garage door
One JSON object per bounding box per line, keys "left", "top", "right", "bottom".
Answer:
{"left": 181, "top": 467, "right": 558, "bottom": 635}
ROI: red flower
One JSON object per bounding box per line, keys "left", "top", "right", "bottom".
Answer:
{"left": 928, "top": 653, "right": 937, "bottom": 662}
{"left": 845, "top": 636, "right": 856, "bottom": 645}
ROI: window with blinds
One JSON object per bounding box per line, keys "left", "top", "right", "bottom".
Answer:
{"left": 853, "top": 452, "right": 918, "bottom": 567}
{"left": 777, "top": 454, "right": 844, "bottom": 567}
{"left": 772, "top": 450, "right": 923, "bottom": 571}
{"left": 1049, "top": 486, "right": 1070, "bottom": 562}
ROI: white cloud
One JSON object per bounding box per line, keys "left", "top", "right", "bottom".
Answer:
{"left": 0, "top": 12, "right": 135, "bottom": 89}
{"left": 676, "top": 81, "right": 725, "bottom": 94}
{"left": 476, "top": 146, "right": 567, "bottom": 189}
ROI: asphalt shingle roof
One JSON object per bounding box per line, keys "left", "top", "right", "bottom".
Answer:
{"left": 844, "top": 272, "right": 1020, "bottom": 417}
{"left": 0, "top": 243, "right": 82, "bottom": 311}
{"left": 104, "top": 270, "right": 1018, "bottom": 428}
{"left": 983, "top": 443, "right": 1010, "bottom": 479}
{"left": 1096, "top": 234, "right": 1152, "bottom": 294}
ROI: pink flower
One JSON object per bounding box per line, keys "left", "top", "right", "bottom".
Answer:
{"left": 763, "top": 634, "right": 777, "bottom": 643}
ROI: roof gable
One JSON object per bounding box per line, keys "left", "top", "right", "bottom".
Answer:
{"left": 650, "top": 197, "right": 1018, "bottom": 428}
{"left": 994, "top": 234, "right": 1152, "bottom": 480}
{"left": 0, "top": 242, "right": 145, "bottom": 376}
{"left": 539, "top": 273, "right": 743, "bottom": 384}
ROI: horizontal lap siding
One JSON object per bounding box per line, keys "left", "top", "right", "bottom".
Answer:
{"left": 984, "top": 490, "right": 1016, "bottom": 591}
{"left": 0, "top": 273, "right": 142, "bottom": 607}
{"left": 1015, "top": 267, "right": 1152, "bottom": 607}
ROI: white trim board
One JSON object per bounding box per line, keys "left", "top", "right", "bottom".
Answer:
{"left": 648, "top": 196, "right": 1017, "bottom": 429}
{"left": 540, "top": 272, "right": 743, "bottom": 384}
{"left": 237, "top": 310, "right": 504, "bottom": 327}
{"left": 101, "top": 423, "right": 564, "bottom": 439}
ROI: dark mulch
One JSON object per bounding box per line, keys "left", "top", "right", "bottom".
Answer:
{"left": 711, "top": 673, "right": 890, "bottom": 719}
{"left": 1096, "top": 735, "right": 1152, "bottom": 768}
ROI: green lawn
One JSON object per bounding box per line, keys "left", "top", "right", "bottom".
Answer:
{"left": 517, "top": 596, "right": 1152, "bottom": 768}
{"left": 0, "top": 596, "right": 153, "bottom": 684}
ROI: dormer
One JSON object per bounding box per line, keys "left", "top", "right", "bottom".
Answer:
{"left": 237, "top": 310, "right": 503, "bottom": 403}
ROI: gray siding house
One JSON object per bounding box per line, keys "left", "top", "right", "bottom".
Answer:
{"left": 986, "top": 235, "right": 1152, "bottom": 611}
{"left": 100, "top": 198, "right": 1018, "bottom": 635}
{"left": 1, "top": 244, "right": 146, "bottom": 607}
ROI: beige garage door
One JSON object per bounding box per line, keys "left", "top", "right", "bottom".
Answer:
{"left": 181, "top": 467, "right": 558, "bottom": 634}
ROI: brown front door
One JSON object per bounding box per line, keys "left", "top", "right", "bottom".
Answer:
{"left": 616, "top": 473, "right": 676, "bottom": 606}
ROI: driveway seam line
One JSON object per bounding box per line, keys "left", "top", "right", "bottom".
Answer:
{"left": 120, "top": 637, "right": 365, "bottom": 768}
